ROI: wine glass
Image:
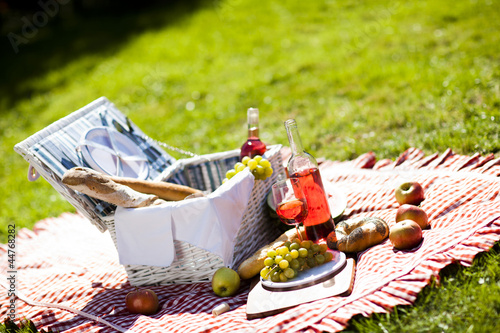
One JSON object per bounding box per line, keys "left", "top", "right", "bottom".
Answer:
{"left": 272, "top": 178, "right": 308, "bottom": 241}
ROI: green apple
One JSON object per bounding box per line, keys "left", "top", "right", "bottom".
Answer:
{"left": 212, "top": 267, "right": 240, "bottom": 297}
{"left": 389, "top": 219, "right": 423, "bottom": 250}
{"left": 395, "top": 181, "right": 425, "bottom": 206}
{"left": 395, "top": 204, "right": 429, "bottom": 229}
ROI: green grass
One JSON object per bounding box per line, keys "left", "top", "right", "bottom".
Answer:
{"left": 346, "top": 243, "right": 500, "bottom": 332}
{"left": 1, "top": 0, "right": 500, "bottom": 331}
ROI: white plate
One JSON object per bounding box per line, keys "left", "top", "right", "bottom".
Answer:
{"left": 325, "top": 182, "right": 347, "bottom": 221}
{"left": 261, "top": 250, "right": 346, "bottom": 291}
{"left": 80, "top": 127, "right": 149, "bottom": 179}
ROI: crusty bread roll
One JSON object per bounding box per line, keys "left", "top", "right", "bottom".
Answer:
{"left": 327, "top": 216, "right": 389, "bottom": 253}
{"left": 62, "top": 167, "right": 163, "bottom": 208}
{"left": 237, "top": 227, "right": 305, "bottom": 280}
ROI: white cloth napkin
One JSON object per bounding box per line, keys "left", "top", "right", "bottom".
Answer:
{"left": 114, "top": 169, "right": 255, "bottom": 267}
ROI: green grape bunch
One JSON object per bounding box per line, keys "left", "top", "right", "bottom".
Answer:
{"left": 260, "top": 239, "right": 334, "bottom": 283}
{"left": 223, "top": 155, "right": 273, "bottom": 183}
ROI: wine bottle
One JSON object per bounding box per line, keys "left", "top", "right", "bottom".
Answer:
{"left": 240, "top": 108, "right": 267, "bottom": 160}
{"left": 284, "top": 119, "right": 335, "bottom": 243}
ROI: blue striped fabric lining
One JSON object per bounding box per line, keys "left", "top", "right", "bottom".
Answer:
{"left": 28, "top": 103, "right": 180, "bottom": 217}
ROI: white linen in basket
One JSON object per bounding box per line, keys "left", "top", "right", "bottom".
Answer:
{"left": 114, "top": 169, "right": 255, "bottom": 267}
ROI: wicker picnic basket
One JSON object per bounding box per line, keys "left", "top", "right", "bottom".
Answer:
{"left": 14, "top": 97, "right": 284, "bottom": 285}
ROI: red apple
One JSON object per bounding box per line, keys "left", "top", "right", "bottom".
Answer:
{"left": 395, "top": 181, "right": 425, "bottom": 206}
{"left": 212, "top": 267, "right": 240, "bottom": 297}
{"left": 125, "top": 288, "right": 159, "bottom": 315}
{"left": 389, "top": 220, "right": 423, "bottom": 250}
{"left": 395, "top": 204, "right": 429, "bottom": 229}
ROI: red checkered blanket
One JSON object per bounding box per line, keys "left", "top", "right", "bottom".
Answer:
{"left": 2, "top": 148, "right": 500, "bottom": 332}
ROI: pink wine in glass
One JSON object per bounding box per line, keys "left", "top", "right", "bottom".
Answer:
{"left": 276, "top": 199, "right": 308, "bottom": 225}
{"left": 272, "top": 178, "right": 308, "bottom": 241}
{"left": 284, "top": 119, "right": 335, "bottom": 243}
{"left": 240, "top": 108, "right": 267, "bottom": 160}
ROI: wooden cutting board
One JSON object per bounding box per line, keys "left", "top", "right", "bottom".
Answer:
{"left": 246, "top": 258, "right": 356, "bottom": 319}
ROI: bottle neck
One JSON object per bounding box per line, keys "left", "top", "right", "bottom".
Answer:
{"left": 248, "top": 126, "right": 259, "bottom": 138}
{"left": 284, "top": 119, "right": 304, "bottom": 155}
{"left": 248, "top": 108, "right": 260, "bottom": 139}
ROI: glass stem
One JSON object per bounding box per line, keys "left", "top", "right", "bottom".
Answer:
{"left": 295, "top": 226, "right": 302, "bottom": 242}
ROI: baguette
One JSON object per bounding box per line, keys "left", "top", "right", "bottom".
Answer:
{"left": 62, "top": 167, "right": 163, "bottom": 208}
{"left": 108, "top": 175, "right": 202, "bottom": 201}
{"left": 237, "top": 227, "right": 305, "bottom": 280}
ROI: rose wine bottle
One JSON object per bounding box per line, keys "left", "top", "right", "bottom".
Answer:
{"left": 284, "top": 119, "right": 335, "bottom": 243}
{"left": 240, "top": 108, "right": 267, "bottom": 160}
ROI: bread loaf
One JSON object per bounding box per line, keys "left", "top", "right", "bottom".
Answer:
{"left": 62, "top": 167, "right": 163, "bottom": 208}
{"left": 237, "top": 228, "right": 305, "bottom": 280}
{"left": 108, "top": 175, "right": 203, "bottom": 201}
{"left": 327, "top": 216, "right": 389, "bottom": 253}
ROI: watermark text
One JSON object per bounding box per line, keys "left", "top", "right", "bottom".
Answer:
{"left": 7, "top": 0, "right": 72, "bottom": 54}
{"left": 6, "top": 224, "right": 17, "bottom": 320}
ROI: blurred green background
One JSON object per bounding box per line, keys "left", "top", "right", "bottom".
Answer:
{"left": 1, "top": 0, "right": 499, "bottom": 331}
{"left": 2, "top": 0, "right": 499, "bottom": 237}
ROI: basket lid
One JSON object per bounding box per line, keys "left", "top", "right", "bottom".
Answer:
{"left": 14, "top": 97, "right": 181, "bottom": 229}
{"left": 18, "top": 97, "right": 178, "bottom": 181}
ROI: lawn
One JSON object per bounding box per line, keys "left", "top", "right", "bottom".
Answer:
{"left": 1, "top": 0, "right": 499, "bottom": 331}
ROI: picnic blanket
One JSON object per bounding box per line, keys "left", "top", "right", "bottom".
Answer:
{"left": 1, "top": 147, "right": 500, "bottom": 332}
